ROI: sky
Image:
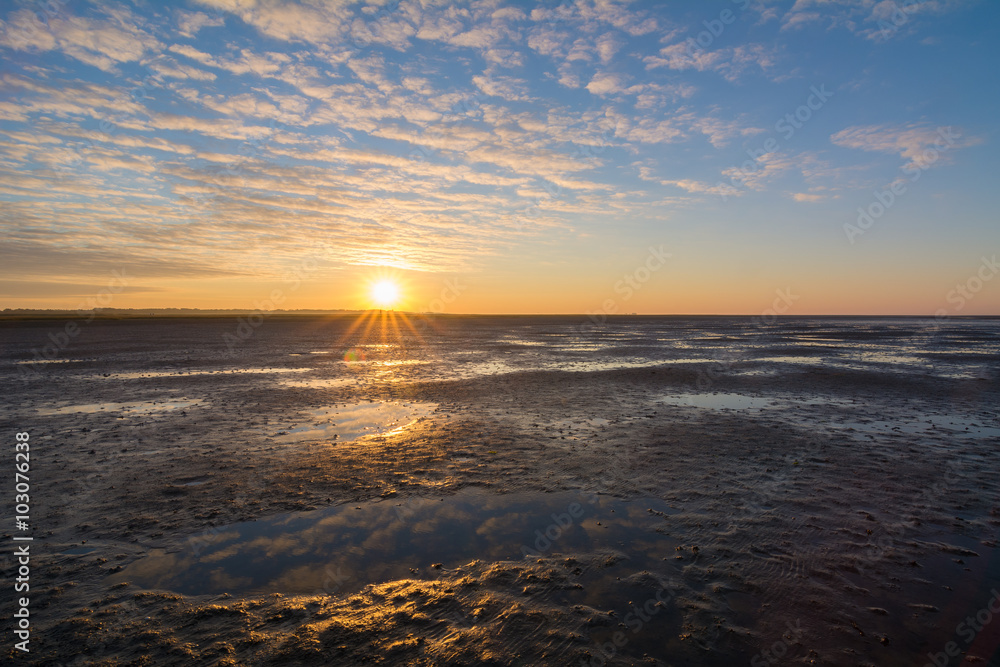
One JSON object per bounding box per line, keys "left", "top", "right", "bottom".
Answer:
{"left": 0, "top": 0, "right": 997, "bottom": 315}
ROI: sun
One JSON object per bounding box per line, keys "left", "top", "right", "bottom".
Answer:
{"left": 371, "top": 279, "right": 400, "bottom": 308}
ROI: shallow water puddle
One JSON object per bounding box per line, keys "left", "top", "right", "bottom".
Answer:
{"left": 557, "top": 358, "right": 705, "bottom": 372}
{"left": 111, "top": 488, "right": 682, "bottom": 599}
{"left": 61, "top": 547, "right": 98, "bottom": 555}
{"left": 100, "top": 367, "right": 312, "bottom": 379}
{"left": 496, "top": 336, "right": 547, "bottom": 346}
{"left": 659, "top": 392, "right": 775, "bottom": 411}
{"left": 37, "top": 398, "right": 202, "bottom": 416}
{"left": 766, "top": 355, "right": 825, "bottom": 365}
{"left": 426, "top": 359, "right": 518, "bottom": 380}
{"left": 15, "top": 358, "right": 79, "bottom": 364}
{"left": 271, "top": 401, "right": 436, "bottom": 442}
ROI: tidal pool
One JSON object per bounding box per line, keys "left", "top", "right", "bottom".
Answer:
{"left": 111, "top": 488, "right": 684, "bottom": 599}
{"left": 659, "top": 392, "right": 775, "bottom": 411}
{"left": 103, "top": 367, "right": 311, "bottom": 379}
{"left": 271, "top": 401, "right": 436, "bottom": 443}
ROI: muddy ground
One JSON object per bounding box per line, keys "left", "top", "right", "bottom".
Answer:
{"left": 1, "top": 316, "right": 998, "bottom": 665}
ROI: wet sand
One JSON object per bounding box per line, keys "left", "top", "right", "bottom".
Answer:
{"left": 1, "top": 315, "right": 998, "bottom": 665}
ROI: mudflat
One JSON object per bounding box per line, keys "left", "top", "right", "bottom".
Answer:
{"left": 2, "top": 315, "right": 998, "bottom": 666}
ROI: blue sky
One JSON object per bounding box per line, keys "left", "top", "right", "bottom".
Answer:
{"left": 0, "top": 0, "right": 997, "bottom": 314}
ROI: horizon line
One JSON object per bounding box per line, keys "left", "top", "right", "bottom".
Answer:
{"left": 1, "top": 309, "right": 997, "bottom": 319}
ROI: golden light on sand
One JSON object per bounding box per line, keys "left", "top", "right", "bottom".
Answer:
{"left": 371, "top": 279, "right": 400, "bottom": 309}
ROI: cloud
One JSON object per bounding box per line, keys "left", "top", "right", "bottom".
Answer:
{"left": 595, "top": 32, "right": 622, "bottom": 64}
{"left": 554, "top": 62, "right": 582, "bottom": 88}
{"left": 0, "top": 240, "right": 250, "bottom": 279}
{"left": 194, "top": 0, "right": 353, "bottom": 45}
{"left": 483, "top": 47, "right": 525, "bottom": 67}
{"left": 472, "top": 73, "right": 530, "bottom": 101}
{"left": 781, "top": 0, "right": 973, "bottom": 40}
{"left": 0, "top": 281, "right": 166, "bottom": 297}
{"left": 721, "top": 151, "right": 798, "bottom": 191}
{"left": 0, "top": 6, "right": 161, "bottom": 72}
{"left": 780, "top": 9, "right": 824, "bottom": 31}
{"left": 662, "top": 179, "right": 740, "bottom": 196}
{"left": 492, "top": 7, "right": 527, "bottom": 22}
{"left": 2, "top": 1, "right": 982, "bottom": 292}
{"left": 586, "top": 71, "right": 626, "bottom": 96}
{"left": 617, "top": 116, "right": 684, "bottom": 145}
{"left": 830, "top": 123, "right": 983, "bottom": 170}
{"left": 0, "top": 74, "right": 146, "bottom": 126}
{"left": 145, "top": 56, "right": 217, "bottom": 81}
{"left": 0, "top": 9, "right": 58, "bottom": 51}
{"left": 168, "top": 43, "right": 291, "bottom": 78}
{"left": 176, "top": 10, "right": 225, "bottom": 37}
{"left": 634, "top": 83, "right": 696, "bottom": 109}
{"left": 681, "top": 114, "right": 765, "bottom": 148}
{"left": 526, "top": 27, "right": 564, "bottom": 57}
{"left": 415, "top": 5, "right": 469, "bottom": 42}
{"left": 351, "top": 8, "right": 417, "bottom": 51}
{"left": 578, "top": 0, "right": 659, "bottom": 36}
{"left": 645, "top": 42, "right": 778, "bottom": 81}
{"left": 633, "top": 162, "right": 735, "bottom": 199}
